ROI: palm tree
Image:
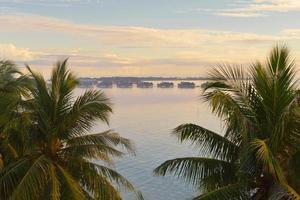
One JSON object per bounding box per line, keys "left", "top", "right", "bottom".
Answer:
{"left": 0, "top": 60, "right": 32, "bottom": 168}
{"left": 0, "top": 59, "right": 142, "bottom": 200}
{"left": 155, "top": 46, "right": 300, "bottom": 199}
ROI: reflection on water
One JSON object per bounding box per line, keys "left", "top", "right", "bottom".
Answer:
{"left": 76, "top": 81, "right": 221, "bottom": 200}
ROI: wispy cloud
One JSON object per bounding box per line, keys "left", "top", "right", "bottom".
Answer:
{"left": 0, "top": 0, "right": 102, "bottom": 6}
{"left": 214, "top": 0, "right": 300, "bottom": 17}
{"left": 215, "top": 9, "right": 266, "bottom": 18}
{"left": 0, "top": 6, "right": 17, "bottom": 14}
{"left": 281, "top": 29, "right": 300, "bottom": 38}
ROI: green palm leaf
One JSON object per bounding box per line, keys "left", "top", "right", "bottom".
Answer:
{"left": 250, "top": 139, "right": 286, "bottom": 183}
{"left": 56, "top": 164, "right": 86, "bottom": 200}
{"left": 173, "top": 124, "right": 238, "bottom": 161}
{"left": 49, "top": 164, "right": 60, "bottom": 200}
{"left": 62, "top": 90, "right": 112, "bottom": 139}
{"left": 66, "top": 130, "right": 134, "bottom": 153}
{"left": 193, "top": 183, "right": 249, "bottom": 200}
{"left": 0, "top": 155, "right": 51, "bottom": 200}
{"left": 154, "top": 157, "right": 235, "bottom": 189}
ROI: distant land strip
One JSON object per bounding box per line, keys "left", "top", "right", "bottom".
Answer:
{"left": 79, "top": 77, "right": 214, "bottom": 81}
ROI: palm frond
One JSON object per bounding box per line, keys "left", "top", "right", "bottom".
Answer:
{"left": 250, "top": 139, "right": 286, "bottom": 183}
{"left": 268, "top": 183, "right": 300, "bottom": 200}
{"left": 286, "top": 151, "right": 300, "bottom": 194}
{"left": 251, "top": 46, "right": 296, "bottom": 151}
{"left": 66, "top": 130, "right": 134, "bottom": 154}
{"left": 69, "top": 159, "right": 123, "bottom": 200}
{"left": 91, "top": 162, "right": 143, "bottom": 200}
{"left": 154, "top": 157, "right": 235, "bottom": 188}
{"left": 207, "top": 64, "right": 249, "bottom": 89}
{"left": 60, "top": 143, "right": 125, "bottom": 161}
{"left": 62, "top": 90, "right": 112, "bottom": 139}
{"left": 173, "top": 124, "right": 238, "bottom": 161}
{"left": 193, "top": 182, "right": 249, "bottom": 200}
{"left": 66, "top": 159, "right": 143, "bottom": 200}
{"left": 56, "top": 164, "right": 86, "bottom": 200}
{"left": 50, "top": 59, "right": 78, "bottom": 123}
{"left": 0, "top": 158, "right": 29, "bottom": 198}
{"left": 0, "top": 155, "right": 51, "bottom": 200}
{"left": 49, "top": 163, "right": 60, "bottom": 200}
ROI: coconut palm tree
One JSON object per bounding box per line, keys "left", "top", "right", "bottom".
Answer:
{"left": 0, "top": 60, "right": 32, "bottom": 168}
{"left": 0, "top": 59, "right": 142, "bottom": 200}
{"left": 155, "top": 46, "right": 300, "bottom": 199}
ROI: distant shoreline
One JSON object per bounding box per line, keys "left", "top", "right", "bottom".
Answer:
{"left": 79, "top": 77, "right": 213, "bottom": 81}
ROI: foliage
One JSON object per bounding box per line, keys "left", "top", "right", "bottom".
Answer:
{"left": 155, "top": 46, "right": 300, "bottom": 199}
{"left": 0, "top": 59, "right": 142, "bottom": 200}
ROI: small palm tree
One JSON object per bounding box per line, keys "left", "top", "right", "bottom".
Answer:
{"left": 0, "top": 59, "right": 142, "bottom": 200}
{"left": 155, "top": 46, "right": 300, "bottom": 199}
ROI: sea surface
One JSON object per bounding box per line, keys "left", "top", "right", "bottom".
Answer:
{"left": 76, "top": 81, "right": 222, "bottom": 200}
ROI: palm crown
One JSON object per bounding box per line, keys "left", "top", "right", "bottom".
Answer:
{"left": 155, "top": 46, "right": 300, "bottom": 200}
{"left": 0, "top": 59, "right": 142, "bottom": 200}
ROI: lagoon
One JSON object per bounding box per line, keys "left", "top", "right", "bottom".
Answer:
{"left": 77, "top": 81, "right": 221, "bottom": 200}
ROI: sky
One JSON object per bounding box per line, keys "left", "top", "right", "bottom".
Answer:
{"left": 1, "top": 0, "right": 300, "bottom": 77}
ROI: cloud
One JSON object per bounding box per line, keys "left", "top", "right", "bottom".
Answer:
{"left": 0, "top": 6, "right": 17, "bottom": 13}
{"left": 214, "top": 7, "right": 268, "bottom": 18}
{"left": 280, "top": 29, "right": 300, "bottom": 39}
{"left": 216, "top": 11, "right": 265, "bottom": 17}
{"left": 17, "top": 53, "right": 217, "bottom": 77}
{"left": 1, "top": 13, "right": 300, "bottom": 77}
{"left": 0, "top": 0, "right": 102, "bottom": 7}
{"left": 0, "top": 42, "right": 276, "bottom": 78}
{"left": 0, "top": 13, "right": 280, "bottom": 48}
{"left": 0, "top": 44, "right": 35, "bottom": 60}
{"left": 214, "top": 0, "right": 300, "bottom": 17}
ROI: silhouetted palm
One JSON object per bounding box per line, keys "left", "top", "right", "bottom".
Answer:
{"left": 155, "top": 46, "right": 300, "bottom": 199}
{"left": 0, "top": 60, "right": 142, "bottom": 200}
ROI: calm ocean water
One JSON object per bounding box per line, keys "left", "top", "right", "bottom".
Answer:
{"left": 76, "top": 81, "right": 221, "bottom": 200}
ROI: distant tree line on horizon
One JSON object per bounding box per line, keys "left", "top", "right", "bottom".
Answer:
{"left": 78, "top": 76, "right": 215, "bottom": 82}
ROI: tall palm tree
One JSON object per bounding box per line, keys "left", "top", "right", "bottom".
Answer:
{"left": 155, "top": 46, "right": 300, "bottom": 199}
{"left": 0, "top": 59, "right": 142, "bottom": 200}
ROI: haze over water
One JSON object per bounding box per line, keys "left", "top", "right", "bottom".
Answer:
{"left": 78, "top": 81, "right": 222, "bottom": 200}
